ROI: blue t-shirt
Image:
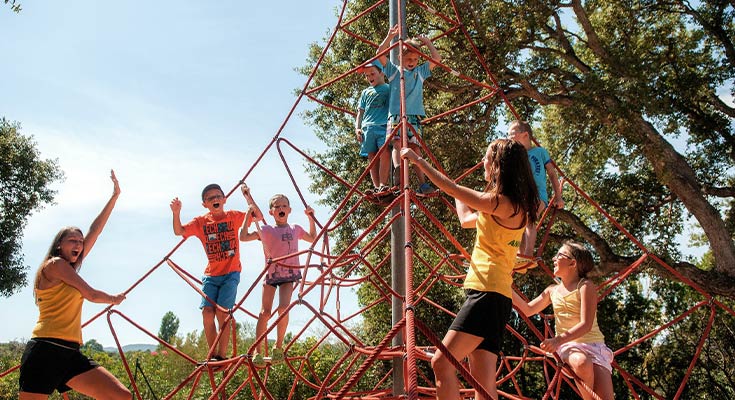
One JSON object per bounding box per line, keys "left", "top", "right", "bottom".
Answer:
{"left": 528, "top": 146, "right": 551, "bottom": 204}
{"left": 357, "top": 83, "right": 390, "bottom": 127}
{"left": 382, "top": 61, "right": 432, "bottom": 117}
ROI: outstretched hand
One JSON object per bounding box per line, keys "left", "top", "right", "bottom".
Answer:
{"left": 110, "top": 169, "right": 120, "bottom": 197}
{"left": 170, "top": 197, "right": 182, "bottom": 213}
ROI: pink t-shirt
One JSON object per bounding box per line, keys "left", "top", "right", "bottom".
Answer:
{"left": 259, "top": 224, "right": 306, "bottom": 284}
{"left": 182, "top": 210, "right": 246, "bottom": 276}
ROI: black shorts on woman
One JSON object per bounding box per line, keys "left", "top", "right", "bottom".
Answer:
{"left": 449, "top": 289, "right": 512, "bottom": 355}
{"left": 19, "top": 338, "right": 99, "bottom": 394}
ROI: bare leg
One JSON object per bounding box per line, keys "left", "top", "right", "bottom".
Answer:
{"left": 66, "top": 366, "right": 131, "bottom": 400}
{"left": 431, "top": 329, "right": 484, "bottom": 400}
{"left": 202, "top": 306, "right": 218, "bottom": 356}
{"left": 275, "top": 283, "right": 295, "bottom": 349}
{"left": 468, "top": 349, "right": 499, "bottom": 400}
{"left": 593, "top": 364, "right": 615, "bottom": 400}
{"left": 378, "top": 148, "right": 391, "bottom": 187}
{"left": 567, "top": 351, "right": 596, "bottom": 400}
{"left": 410, "top": 143, "right": 427, "bottom": 184}
{"left": 215, "top": 309, "right": 232, "bottom": 358}
{"left": 367, "top": 152, "right": 379, "bottom": 188}
{"left": 255, "top": 283, "right": 277, "bottom": 355}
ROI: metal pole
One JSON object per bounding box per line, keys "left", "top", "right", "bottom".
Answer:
{"left": 389, "top": 0, "right": 407, "bottom": 397}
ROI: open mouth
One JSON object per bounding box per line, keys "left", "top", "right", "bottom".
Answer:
{"left": 213, "top": 203, "right": 221, "bottom": 209}
{"left": 278, "top": 211, "right": 286, "bottom": 218}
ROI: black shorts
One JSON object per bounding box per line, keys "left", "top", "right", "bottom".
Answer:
{"left": 19, "top": 338, "right": 99, "bottom": 394}
{"left": 449, "top": 289, "right": 512, "bottom": 355}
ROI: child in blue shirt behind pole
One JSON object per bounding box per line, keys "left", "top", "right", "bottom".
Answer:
{"left": 377, "top": 24, "right": 441, "bottom": 195}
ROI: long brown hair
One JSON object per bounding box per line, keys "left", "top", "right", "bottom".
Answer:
{"left": 33, "top": 226, "right": 84, "bottom": 297}
{"left": 484, "top": 138, "right": 541, "bottom": 224}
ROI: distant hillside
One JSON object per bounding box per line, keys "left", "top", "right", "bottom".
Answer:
{"left": 104, "top": 343, "right": 158, "bottom": 353}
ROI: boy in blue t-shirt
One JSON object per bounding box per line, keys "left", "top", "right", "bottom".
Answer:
{"left": 355, "top": 61, "right": 391, "bottom": 193}
{"left": 508, "top": 120, "right": 564, "bottom": 257}
{"left": 377, "top": 24, "right": 441, "bottom": 194}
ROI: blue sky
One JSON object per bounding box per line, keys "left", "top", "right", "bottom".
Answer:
{"left": 1, "top": 1, "right": 356, "bottom": 347}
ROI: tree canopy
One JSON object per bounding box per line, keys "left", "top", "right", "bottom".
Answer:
{"left": 0, "top": 118, "right": 64, "bottom": 297}
{"left": 301, "top": 0, "right": 734, "bottom": 297}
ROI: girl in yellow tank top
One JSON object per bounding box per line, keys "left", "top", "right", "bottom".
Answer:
{"left": 401, "top": 138, "right": 540, "bottom": 400}
{"left": 512, "top": 241, "right": 615, "bottom": 400}
{"left": 20, "top": 171, "right": 130, "bottom": 400}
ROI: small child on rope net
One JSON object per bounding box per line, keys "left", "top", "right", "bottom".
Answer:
{"left": 378, "top": 23, "right": 441, "bottom": 195}
{"left": 401, "top": 139, "right": 540, "bottom": 400}
{"left": 512, "top": 241, "right": 614, "bottom": 400}
{"left": 19, "top": 170, "right": 130, "bottom": 400}
{"left": 355, "top": 60, "right": 391, "bottom": 195}
{"left": 240, "top": 193, "right": 317, "bottom": 368}
{"left": 170, "top": 183, "right": 260, "bottom": 362}
{"left": 507, "top": 120, "right": 564, "bottom": 259}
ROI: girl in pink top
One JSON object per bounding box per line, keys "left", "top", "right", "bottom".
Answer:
{"left": 513, "top": 241, "right": 614, "bottom": 400}
{"left": 240, "top": 194, "right": 317, "bottom": 367}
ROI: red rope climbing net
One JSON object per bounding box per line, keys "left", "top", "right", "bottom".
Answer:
{"left": 3, "top": 1, "right": 734, "bottom": 399}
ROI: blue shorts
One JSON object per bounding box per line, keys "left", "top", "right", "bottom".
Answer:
{"left": 388, "top": 114, "right": 422, "bottom": 142}
{"left": 200, "top": 271, "right": 240, "bottom": 309}
{"left": 449, "top": 289, "right": 512, "bottom": 355}
{"left": 20, "top": 338, "right": 99, "bottom": 395}
{"left": 360, "top": 124, "right": 387, "bottom": 157}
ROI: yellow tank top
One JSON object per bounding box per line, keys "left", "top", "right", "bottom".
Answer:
{"left": 33, "top": 282, "right": 84, "bottom": 344}
{"left": 463, "top": 211, "right": 524, "bottom": 298}
{"left": 550, "top": 280, "right": 605, "bottom": 344}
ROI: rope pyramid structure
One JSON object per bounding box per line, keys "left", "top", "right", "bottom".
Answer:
{"left": 3, "top": 1, "right": 734, "bottom": 399}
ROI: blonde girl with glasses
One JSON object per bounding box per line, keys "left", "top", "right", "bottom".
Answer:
{"left": 512, "top": 241, "right": 615, "bottom": 400}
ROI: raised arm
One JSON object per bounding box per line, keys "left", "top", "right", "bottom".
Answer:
{"left": 44, "top": 258, "right": 125, "bottom": 304}
{"left": 400, "top": 148, "right": 505, "bottom": 215}
{"left": 241, "top": 184, "right": 263, "bottom": 221}
{"left": 546, "top": 163, "right": 565, "bottom": 209}
{"left": 455, "top": 199, "right": 478, "bottom": 228}
{"left": 84, "top": 170, "right": 120, "bottom": 257}
{"left": 301, "top": 206, "right": 318, "bottom": 243}
{"left": 239, "top": 204, "right": 262, "bottom": 242}
{"left": 377, "top": 24, "right": 400, "bottom": 67}
{"left": 170, "top": 197, "right": 185, "bottom": 236}
{"left": 417, "top": 36, "right": 441, "bottom": 69}
{"left": 541, "top": 280, "right": 598, "bottom": 352}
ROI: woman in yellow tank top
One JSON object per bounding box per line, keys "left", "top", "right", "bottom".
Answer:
{"left": 19, "top": 170, "right": 131, "bottom": 400}
{"left": 402, "top": 139, "right": 540, "bottom": 400}
{"left": 512, "top": 241, "right": 615, "bottom": 400}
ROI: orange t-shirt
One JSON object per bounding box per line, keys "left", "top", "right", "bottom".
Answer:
{"left": 182, "top": 210, "right": 246, "bottom": 276}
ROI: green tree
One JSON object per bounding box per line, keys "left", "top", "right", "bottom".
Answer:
{"left": 81, "top": 338, "right": 104, "bottom": 353}
{"left": 0, "top": 118, "right": 64, "bottom": 297}
{"left": 157, "top": 311, "right": 180, "bottom": 345}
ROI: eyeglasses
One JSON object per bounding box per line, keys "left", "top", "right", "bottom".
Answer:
{"left": 205, "top": 194, "right": 224, "bottom": 202}
{"left": 553, "top": 252, "right": 574, "bottom": 260}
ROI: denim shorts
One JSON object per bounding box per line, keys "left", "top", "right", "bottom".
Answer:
{"left": 200, "top": 271, "right": 240, "bottom": 309}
